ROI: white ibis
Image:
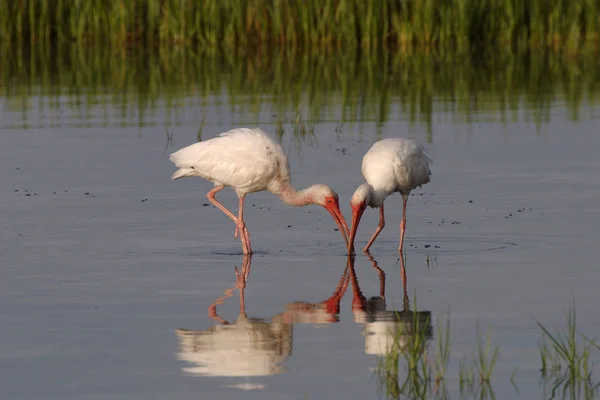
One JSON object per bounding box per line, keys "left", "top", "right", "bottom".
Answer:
{"left": 348, "top": 138, "right": 432, "bottom": 254}
{"left": 170, "top": 127, "right": 350, "bottom": 254}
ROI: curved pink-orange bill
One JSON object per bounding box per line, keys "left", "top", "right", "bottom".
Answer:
{"left": 326, "top": 202, "right": 350, "bottom": 247}
{"left": 348, "top": 205, "right": 366, "bottom": 254}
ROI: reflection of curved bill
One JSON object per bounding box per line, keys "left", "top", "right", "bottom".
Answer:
{"left": 175, "top": 256, "right": 292, "bottom": 378}
{"left": 348, "top": 253, "right": 433, "bottom": 356}
{"left": 281, "top": 263, "right": 351, "bottom": 325}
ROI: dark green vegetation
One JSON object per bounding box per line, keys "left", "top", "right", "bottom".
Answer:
{"left": 2, "top": 0, "right": 600, "bottom": 51}
{"left": 2, "top": 45, "right": 600, "bottom": 135}
{"left": 536, "top": 302, "right": 600, "bottom": 400}
{"left": 375, "top": 300, "right": 599, "bottom": 399}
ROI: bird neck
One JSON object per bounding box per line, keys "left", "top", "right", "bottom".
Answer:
{"left": 278, "top": 184, "right": 314, "bottom": 207}
{"left": 367, "top": 185, "right": 391, "bottom": 208}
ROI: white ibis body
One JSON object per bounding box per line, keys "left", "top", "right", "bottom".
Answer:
{"left": 348, "top": 138, "right": 431, "bottom": 254}
{"left": 170, "top": 128, "right": 349, "bottom": 254}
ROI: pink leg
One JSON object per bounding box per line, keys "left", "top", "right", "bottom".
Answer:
{"left": 237, "top": 195, "right": 252, "bottom": 255}
{"left": 207, "top": 186, "right": 240, "bottom": 240}
{"left": 363, "top": 203, "right": 386, "bottom": 252}
{"left": 399, "top": 194, "right": 409, "bottom": 252}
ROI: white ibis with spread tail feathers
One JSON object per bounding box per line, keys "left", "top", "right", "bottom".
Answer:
{"left": 170, "top": 127, "right": 350, "bottom": 254}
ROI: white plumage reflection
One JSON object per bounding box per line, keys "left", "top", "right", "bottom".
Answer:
{"left": 170, "top": 127, "right": 349, "bottom": 254}
{"left": 348, "top": 138, "right": 432, "bottom": 254}
{"left": 175, "top": 256, "right": 292, "bottom": 379}
{"left": 347, "top": 254, "right": 432, "bottom": 356}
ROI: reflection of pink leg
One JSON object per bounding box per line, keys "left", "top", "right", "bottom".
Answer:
{"left": 208, "top": 305, "right": 229, "bottom": 325}
{"left": 207, "top": 186, "right": 240, "bottom": 239}
{"left": 244, "top": 254, "right": 251, "bottom": 281}
{"left": 364, "top": 204, "right": 385, "bottom": 252}
{"left": 399, "top": 194, "right": 409, "bottom": 252}
{"left": 235, "top": 255, "right": 252, "bottom": 286}
{"left": 238, "top": 284, "right": 246, "bottom": 319}
{"left": 208, "top": 286, "right": 236, "bottom": 325}
{"left": 347, "top": 256, "right": 368, "bottom": 313}
{"left": 399, "top": 251, "right": 409, "bottom": 308}
{"left": 209, "top": 256, "right": 252, "bottom": 324}
{"left": 236, "top": 255, "right": 252, "bottom": 318}
{"left": 366, "top": 253, "right": 386, "bottom": 300}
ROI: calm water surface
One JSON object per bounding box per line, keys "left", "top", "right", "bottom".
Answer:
{"left": 1, "top": 48, "right": 600, "bottom": 400}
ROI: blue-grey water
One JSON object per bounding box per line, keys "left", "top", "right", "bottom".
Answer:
{"left": 1, "top": 51, "right": 600, "bottom": 400}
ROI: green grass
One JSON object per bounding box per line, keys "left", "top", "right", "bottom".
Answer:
{"left": 432, "top": 315, "right": 451, "bottom": 387}
{"left": 535, "top": 300, "right": 600, "bottom": 399}
{"left": 457, "top": 323, "right": 499, "bottom": 399}
{"left": 273, "top": 111, "right": 318, "bottom": 158}
{"left": 2, "top": 45, "right": 600, "bottom": 135}
{"left": 536, "top": 301, "right": 596, "bottom": 378}
{"left": 1, "top": 0, "right": 600, "bottom": 51}
{"left": 474, "top": 323, "right": 500, "bottom": 384}
{"left": 374, "top": 297, "right": 435, "bottom": 400}
{"left": 374, "top": 299, "right": 600, "bottom": 399}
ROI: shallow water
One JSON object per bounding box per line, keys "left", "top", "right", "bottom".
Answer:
{"left": 2, "top": 48, "right": 600, "bottom": 400}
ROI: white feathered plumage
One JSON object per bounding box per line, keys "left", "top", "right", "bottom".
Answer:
{"left": 170, "top": 128, "right": 349, "bottom": 254}
{"left": 170, "top": 128, "right": 290, "bottom": 196}
{"left": 348, "top": 138, "right": 432, "bottom": 253}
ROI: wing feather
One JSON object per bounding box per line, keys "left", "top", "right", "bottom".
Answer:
{"left": 170, "top": 128, "right": 289, "bottom": 194}
{"left": 362, "top": 138, "right": 431, "bottom": 192}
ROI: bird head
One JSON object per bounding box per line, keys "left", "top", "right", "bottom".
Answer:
{"left": 308, "top": 184, "right": 350, "bottom": 246}
{"left": 348, "top": 184, "right": 371, "bottom": 254}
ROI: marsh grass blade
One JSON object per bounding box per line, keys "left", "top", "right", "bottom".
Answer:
{"left": 2, "top": 45, "right": 599, "bottom": 132}
{"left": 432, "top": 314, "right": 451, "bottom": 386}
{"left": 535, "top": 300, "right": 600, "bottom": 399}
{"left": 2, "top": 0, "right": 600, "bottom": 51}
{"left": 474, "top": 322, "right": 500, "bottom": 384}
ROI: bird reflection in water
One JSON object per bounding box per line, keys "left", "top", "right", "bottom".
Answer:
{"left": 281, "top": 263, "right": 351, "bottom": 325}
{"left": 348, "top": 253, "right": 433, "bottom": 356}
{"left": 174, "top": 255, "right": 351, "bottom": 384}
{"left": 175, "top": 255, "right": 292, "bottom": 381}
{"left": 174, "top": 252, "right": 430, "bottom": 391}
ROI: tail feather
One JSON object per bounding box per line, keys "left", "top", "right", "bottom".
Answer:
{"left": 170, "top": 145, "right": 203, "bottom": 180}
{"left": 169, "top": 151, "right": 186, "bottom": 166}
{"left": 171, "top": 168, "right": 195, "bottom": 180}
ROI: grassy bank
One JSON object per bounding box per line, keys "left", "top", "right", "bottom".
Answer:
{"left": 1, "top": 0, "right": 600, "bottom": 51}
